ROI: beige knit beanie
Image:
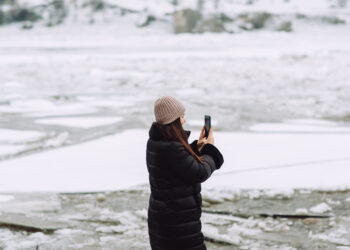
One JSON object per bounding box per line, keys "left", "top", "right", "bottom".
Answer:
{"left": 154, "top": 96, "right": 186, "bottom": 125}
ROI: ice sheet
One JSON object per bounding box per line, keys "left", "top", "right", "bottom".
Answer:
{"left": 35, "top": 117, "right": 123, "bottom": 128}
{"left": 0, "top": 124, "right": 349, "bottom": 192}
{"left": 0, "top": 129, "right": 44, "bottom": 143}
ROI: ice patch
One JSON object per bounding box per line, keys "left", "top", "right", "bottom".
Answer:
{"left": 1, "top": 128, "right": 350, "bottom": 192}
{"left": 35, "top": 116, "right": 123, "bottom": 128}
{"left": 295, "top": 208, "right": 308, "bottom": 215}
{"left": 25, "top": 106, "right": 98, "bottom": 117}
{"left": 249, "top": 121, "right": 350, "bottom": 133}
{"left": 0, "top": 145, "right": 26, "bottom": 156}
{"left": 203, "top": 224, "right": 242, "bottom": 245}
{"left": 263, "top": 189, "right": 294, "bottom": 199}
{"left": 0, "top": 129, "right": 44, "bottom": 143}
{"left": 310, "top": 202, "right": 332, "bottom": 214}
{"left": 0, "top": 129, "right": 148, "bottom": 192}
{"left": 0, "top": 195, "right": 14, "bottom": 202}
{"left": 186, "top": 119, "right": 218, "bottom": 127}
{"left": 310, "top": 226, "right": 350, "bottom": 245}
{"left": 258, "top": 218, "right": 290, "bottom": 232}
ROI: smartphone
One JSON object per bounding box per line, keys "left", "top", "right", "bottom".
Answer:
{"left": 204, "top": 115, "right": 211, "bottom": 138}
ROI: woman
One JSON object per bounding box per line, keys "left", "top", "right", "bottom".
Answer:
{"left": 146, "top": 96, "right": 224, "bottom": 250}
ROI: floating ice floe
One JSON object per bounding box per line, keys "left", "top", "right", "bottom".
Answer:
{"left": 249, "top": 119, "right": 350, "bottom": 133}
{"left": 0, "top": 145, "right": 27, "bottom": 156}
{"left": 0, "top": 195, "right": 14, "bottom": 202}
{"left": 295, "top": 208, "right": 308, "bottom": 215}
{"left": 0, "top": 129, "right": 44, "bottom": 143}
{"left": 35, "top": 116, "right": 123, "bottom": 128}
{"left": 310, "top": 226, "right": 350, "bottom": 246}
{"left": 310, "top": 202, "right": 332, "bottom": 214}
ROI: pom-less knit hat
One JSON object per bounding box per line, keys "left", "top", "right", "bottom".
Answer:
{"left": 154, "top": 96, "right": 186, "bottom": 125}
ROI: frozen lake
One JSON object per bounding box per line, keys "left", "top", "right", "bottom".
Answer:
{"left": 0, "top": 1, "right": 350, "bottom": 248}
{"left": 0, "top": 23, "right": 350, "bottom": 192}
{"left": 1, "top": 119, "right": 350, "bottom": 192}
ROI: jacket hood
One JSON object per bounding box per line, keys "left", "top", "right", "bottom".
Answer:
{"left": 149, "top": 122, "right": 191, "bottom": 141}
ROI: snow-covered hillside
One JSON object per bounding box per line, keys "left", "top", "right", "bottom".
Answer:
{"left": 0, "top": 0, "right": 349, "bottom": 32}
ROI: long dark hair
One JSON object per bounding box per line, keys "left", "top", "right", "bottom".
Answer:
{"left": 154, "top": 117, "right": 204, "bottom": 163}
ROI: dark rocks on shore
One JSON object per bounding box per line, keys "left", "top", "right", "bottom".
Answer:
{"left": 173, "top": 8, "right": 202, "bottom": 33}
{"left": 173, "top": 9, "right": 295, "bottom": 34}
{"left": 192, "top": 15, "right": 226, "bottom": 33}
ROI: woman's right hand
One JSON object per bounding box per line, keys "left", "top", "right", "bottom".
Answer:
{"left": 198, "top": 126, "right": 214, "bottom": 151}
{"left": 205, "top": 126, "right": 215, "bottom": 145}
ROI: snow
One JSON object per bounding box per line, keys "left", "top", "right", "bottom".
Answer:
{"left": 0, "top": 195, "right": 14, "bottom": 202}
{"left": 0, "top": 98, "right": 98, "bottom": 118}
{"left": 187, "top": 119, "right": 218, "bottom": 127}
{"left": 35, "top": 116, "right": 123, "bottom": 128}
{"left": 295, "top": 208, "right": 308, "bottom": 215}
{"left": 0, "top": 129, "right": 44, "bottom": 143}
{"left": 263, "top": 189, "right": 294, "bottom": 199}
{"left": 0, "top": 145, "right": 26, "bottom": 156}
{"left": 0, "top": 0, "right": 349, "bottom": 193}
{"left": 0, "top": 129, "right": 148, "bottom": 192}
{"left": 0, "top": 194, "right": 61, "bottom": 213}
{"left": 0, "top": 121, "right": 350, "bottom": 192}
{"left": 310, "top": 202, "right": 332, "bottom": 214}
{"left": 310, "top": 226, "right": 350, "bottom": 246}
{"left": 202, "top": 224, "right": 242, "bottom": 245}
{"left": 250, "top": 120, "right": 350, "bottom": 133}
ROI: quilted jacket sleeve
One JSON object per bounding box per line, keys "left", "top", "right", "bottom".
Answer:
{"left": 168, "top": 142, "right": 224, "bottom": 184}
{"left": 190, "top": 140, "right": 201, "bottom": 155}
{"left": 190, "top": 140, "right": 224, "bottom": 168}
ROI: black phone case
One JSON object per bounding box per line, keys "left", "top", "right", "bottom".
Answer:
{"left": 205, "top": 115, "right": 211, "bottom": 138}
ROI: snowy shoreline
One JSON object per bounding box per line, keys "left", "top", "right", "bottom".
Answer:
{"left": 0, "top": 119, "right": 350, "bottom": 193}
{"left": 1, "top": 185, "right": 350, "bottom": 249}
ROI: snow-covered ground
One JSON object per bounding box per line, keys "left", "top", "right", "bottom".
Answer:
{"left": 0, "top": 2, "right": 350, "bottom": 249}
{"left": 0, "top": 119, "right": 350, "bottom": 192}
{"left": 0, "top": 0, "right": 350, "bottom": 193}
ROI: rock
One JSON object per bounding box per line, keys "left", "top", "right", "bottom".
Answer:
{"left": 0, "top": 212, "right": 67, "bottom": 233}
{"left": 329, "top": 220, "right": 336, "bottom": 227}
{"left": 82, "top": 0, "right": 106, "bottom": 12}
{"left": 236, "top": 12, "right": 272, "bottom": 30}
{"left": 202, "top": 201, "right": 211, "bottom": 207}
{"left": 136, "top": 12, "right": 156, "bottom": 27}
{"left": 219, "top": 13, "right": 234, "bottom": 22}
{"left": 277, "top": 21, "right": 292, "bottom": 32}
{"left": 97, "top": 194, "right": 106, "bottom": 202}
{"left": 302, "top": 218, "right": 320, "bottom": 225}
{"left": 173, "top": 8, "right": 201, "bottom": 33}
{"left": 22, "top": 21, "right": 33, "bottom": 29}
{"left": 296, "top": 13, "right": 307, "bottom": 19}
{"left": 320, "top": 16, "right": 345, "bottom": 24}
{"left": 44, "top": 0, "right": 67, "bottom": 27}
{"left": 337, "top": 0, "right": 347, "bottom": 8}
{"left": 295, "top": 13, "right": 345, "bottom": 25}
{"left": 193, "top": 16, "right": 225, "bottom": 33}
{"left": 8, "top": 7, "right": 41, "bottom": 22}
{"left": 0, "top": 10, "right": 4, "bottom": 25}
{"left": 250, "top": 12, "right": 272, "bottom": 29}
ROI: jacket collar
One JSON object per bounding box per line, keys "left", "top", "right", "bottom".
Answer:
{"left": 149, "top": 122, "right": 191, "bottom": 141}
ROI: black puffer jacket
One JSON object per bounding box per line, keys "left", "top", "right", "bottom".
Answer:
{"left": 146, "top": 122, "right": 224, "bottom": 250}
